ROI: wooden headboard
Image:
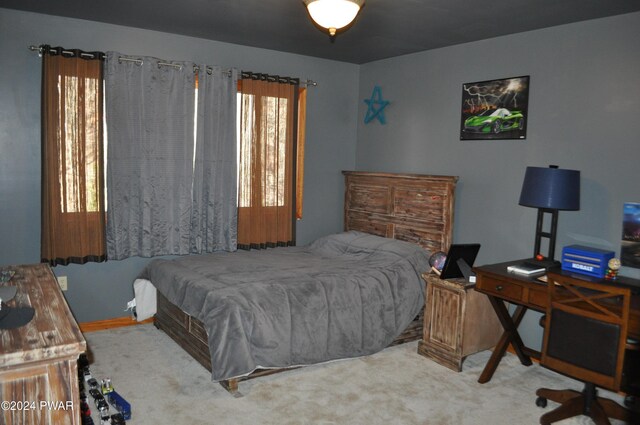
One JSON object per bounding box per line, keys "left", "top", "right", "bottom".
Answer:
{"left": 343, "top": 171, "right": 458, "bottom": 253}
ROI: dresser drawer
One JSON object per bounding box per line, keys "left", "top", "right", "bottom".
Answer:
{"left": 479, "top": 277, "right": 523, "bottom": 301}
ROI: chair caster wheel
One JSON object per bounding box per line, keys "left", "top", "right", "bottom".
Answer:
{"left": 624, "top": 395, "right": 634, "bottom": 407}
{"left": 536, "top": 396, "right": 548, "bottom": 408}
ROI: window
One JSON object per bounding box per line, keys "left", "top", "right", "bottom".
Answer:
{"left": 238, "top": 93, "right": 290, "bottom": 208}
{"left": 41, "top": 47, "right": 306, "bottom": 261}
{"left": 58, "top": 74, "right": 103, "bottom": 213}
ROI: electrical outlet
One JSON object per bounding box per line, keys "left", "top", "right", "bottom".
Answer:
{"left": 57, "top": 276, "right": 68, "bottom": 291}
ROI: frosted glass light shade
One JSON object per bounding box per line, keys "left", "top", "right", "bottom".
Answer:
{"left": 305, "top": 0, "right": 364, "bottom": 36}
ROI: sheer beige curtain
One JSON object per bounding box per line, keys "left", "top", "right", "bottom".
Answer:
{"left": 41, "top": 49, "right": 106, "bottom": 265}
{"left": 237, "top": 78, "right": 298, "bottom": 249}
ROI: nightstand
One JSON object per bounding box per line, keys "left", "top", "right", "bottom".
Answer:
{"left": 418, "top": 272, "right": 502, "bottom": 371}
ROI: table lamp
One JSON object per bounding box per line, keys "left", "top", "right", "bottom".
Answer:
{"left": 519, "top": 165, "right": 580, "bottom": 263}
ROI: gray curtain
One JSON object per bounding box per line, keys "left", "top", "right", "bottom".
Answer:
{"left": 105, "top": 52, "right": 196, "bottom": 259}
{"left": 190, "top": 66, "right": 239, "bottom": 253}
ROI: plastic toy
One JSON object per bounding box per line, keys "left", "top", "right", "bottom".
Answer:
{"left": 101, "top": 378, "right": 113, "bottom": 395}
{"left": 107, "top": 391, "right": 131, "bottom": 420}
{"left": 605, "top": 257, "right": 621, "bottom": 280}
{"left": 78, "top": 354, "right": 129, "bottom": 424}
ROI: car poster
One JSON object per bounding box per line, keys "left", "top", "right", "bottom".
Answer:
{"left": 460, "top": 76, "right": 529, "bottom": 140}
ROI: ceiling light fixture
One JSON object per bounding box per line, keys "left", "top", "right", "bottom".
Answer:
{"left": 304, "top": 0, "right": 365, "bottom": 37}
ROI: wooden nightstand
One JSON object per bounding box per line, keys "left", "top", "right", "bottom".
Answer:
{"left": 418, "top": 272, "right": 502, "bottom": 371}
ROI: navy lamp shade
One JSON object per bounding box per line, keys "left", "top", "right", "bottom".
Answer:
{"left": 519, "top": 165, "right": 580, "bottom": 261}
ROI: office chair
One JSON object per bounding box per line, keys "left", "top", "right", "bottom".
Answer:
{"left": 535, "top": 272, "right": 639, "bottom": 425}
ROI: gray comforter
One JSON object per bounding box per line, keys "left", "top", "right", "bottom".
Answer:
{"left": 141, "top": 231, "right": 430, "bottom": 381}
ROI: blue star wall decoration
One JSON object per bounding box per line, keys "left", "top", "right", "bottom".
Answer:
{"left": 364, "top": 86, "right": 389, "bottom": 124}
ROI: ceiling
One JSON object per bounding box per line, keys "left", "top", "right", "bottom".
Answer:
{"left": 2, "top": 0, "right": 640, "bottom": 64}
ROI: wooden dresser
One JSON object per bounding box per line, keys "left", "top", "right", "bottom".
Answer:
{"left": 418, "top": 273, "right": 502, "bottom": 371}
{"left": 0, "top": 264, "right": 85, "bottom": 425}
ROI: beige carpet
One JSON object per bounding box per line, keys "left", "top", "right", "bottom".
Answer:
{"left": 84, "top": 324, "right": 626, "bottom": 425}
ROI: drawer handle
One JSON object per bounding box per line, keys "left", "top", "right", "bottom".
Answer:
{"left": 495, "top": 285, "right": 503, "bottom": 291}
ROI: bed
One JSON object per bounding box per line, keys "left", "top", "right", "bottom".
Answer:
{"left": 147, "top": 171, "right": 458, "bottom": 393}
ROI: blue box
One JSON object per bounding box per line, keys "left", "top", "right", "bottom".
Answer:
{"left": 561, "top": 245, "right": 615, "bottom": 278}
{"left": 107, "top": 391, "right": 131, "bottom": 420}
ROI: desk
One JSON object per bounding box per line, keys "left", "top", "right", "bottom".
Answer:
{"left": 473, "top": 260, "right": 640, "bottom": 384}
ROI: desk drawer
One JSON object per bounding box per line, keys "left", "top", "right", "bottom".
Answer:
{"left": 479, "top": 278, "right": 523, "bottom": 301}
{"left": 527, "top": 287, "right": 547, "bottom": 309}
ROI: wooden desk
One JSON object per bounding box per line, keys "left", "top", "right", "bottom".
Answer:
{"left": 473, "top": 260, "right": 640, "bottom": 384}
{"left": 0, "top": 264, "right": 86, "bottom": 425}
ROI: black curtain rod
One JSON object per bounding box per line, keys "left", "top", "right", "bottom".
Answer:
{"left": 28, "top": 45, "right": 318, "bottom": 87}
{"left": 30, "top": 44, "right": 104, "bottom": 60}
{"left": 241, "top": 71, "right": 299, "bottom": 86}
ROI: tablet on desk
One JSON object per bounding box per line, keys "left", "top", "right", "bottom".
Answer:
{"left": 440, "top": 244, "right": 481, "bottom": 280}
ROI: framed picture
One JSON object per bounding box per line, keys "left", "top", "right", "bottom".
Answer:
{"left": 621, "top": 202, "right": 640, "bottom": 269}
{"left": 460, "top": 76, "right": 530, "bottom": 140}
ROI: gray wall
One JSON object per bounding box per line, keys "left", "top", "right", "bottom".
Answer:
{"left": 357, "top": 12, "right": 640, "bottom": 348}
{"left": 0, "top": 8, "right": 359, "bottom": 322}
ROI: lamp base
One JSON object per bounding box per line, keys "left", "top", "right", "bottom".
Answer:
{"left": 533, "top": 208, "right": 559, "bottom": 262}
{"left": 525, "top": 258, "right": 560, "bottom": 271}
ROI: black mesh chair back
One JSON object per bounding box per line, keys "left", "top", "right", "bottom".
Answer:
{"left": 535, "top": 272, "right": 637, "bottom": 425}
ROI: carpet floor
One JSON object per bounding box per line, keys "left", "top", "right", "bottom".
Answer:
{"left": 84, "top": 324, "right": 627, "bottom": 425}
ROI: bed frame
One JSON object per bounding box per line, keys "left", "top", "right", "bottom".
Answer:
{"left": 154, "top": 171, "right": 458, "bottom": 394}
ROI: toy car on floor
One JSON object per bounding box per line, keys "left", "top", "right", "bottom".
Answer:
{"left": 107, "top": 391, "right": 131, "bottom": 420}
{"left": 110, "top": 413, "right": 126, "bottom": 425}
